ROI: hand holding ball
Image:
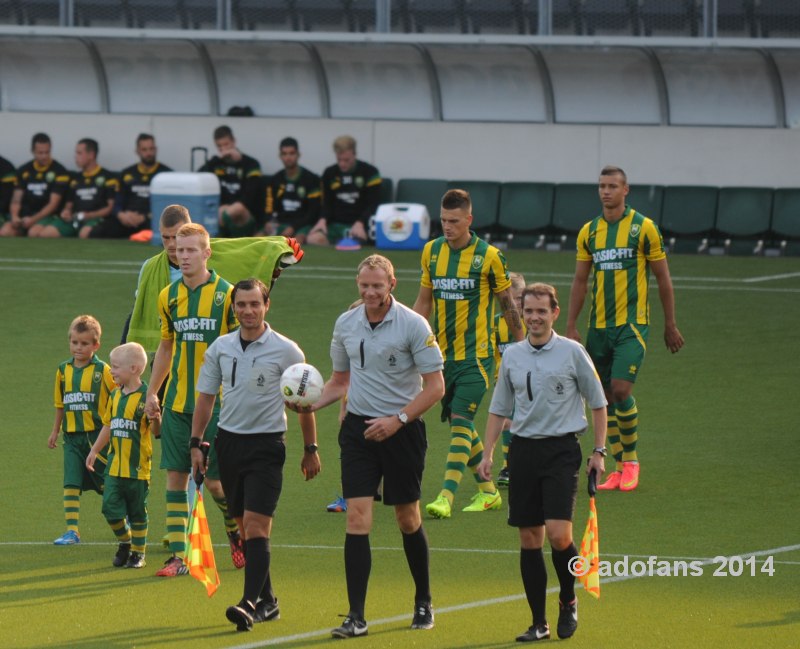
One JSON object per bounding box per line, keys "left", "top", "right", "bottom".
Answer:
{"left": 280, "top": 363, "right": 324, "bottom": 408}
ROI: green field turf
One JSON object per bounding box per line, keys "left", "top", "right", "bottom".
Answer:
{"left": 1, "top": 239, "right": 798, "bottom": 649}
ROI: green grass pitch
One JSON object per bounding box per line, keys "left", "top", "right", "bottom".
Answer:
{"left": 0, "top": 238, "right": 798, "bottom": 649}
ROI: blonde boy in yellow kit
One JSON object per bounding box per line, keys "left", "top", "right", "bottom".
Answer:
{"left": 49, "top": 315, "right": 115, "bottom": 545}
{"left": 87, "top": 342, "right": 160, "bottom": 569}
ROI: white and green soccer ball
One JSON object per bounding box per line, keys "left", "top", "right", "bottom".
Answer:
{"left": 280, "top": 363, "right": 324, "bottom": 407}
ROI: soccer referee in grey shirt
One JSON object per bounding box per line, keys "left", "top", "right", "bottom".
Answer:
{"left": 192, "top": 277, "right": 320, "bottom": 632}
{"left": 478, "top": 282, "right": 607, "bottom": 644}
{"left": 291, "top": 254, "right": 444, "bottom": 639}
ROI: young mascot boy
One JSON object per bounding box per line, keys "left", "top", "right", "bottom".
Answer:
{"left": 87, "top": 342, "right": 160, "bottom": 568}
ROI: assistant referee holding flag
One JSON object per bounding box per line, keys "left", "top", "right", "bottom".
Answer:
{"left": 479, "top": 283, "right": 607, "bottom": 643}
{"left": 192, "top": 277, "right": 320, "bottom": 632}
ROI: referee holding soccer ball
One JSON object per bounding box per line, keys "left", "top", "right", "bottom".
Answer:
{"left": 192, "top": 277, "right": 320, "bottom": 632}
{"left": 291, "top": 254, "right": 444, "bottom": 639}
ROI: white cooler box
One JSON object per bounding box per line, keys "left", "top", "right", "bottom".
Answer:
{"left": 149, "top": 172, "right": 220, "bottom": 245}
{"left": 374, "top": 203, "right": 430, "bottom": 250}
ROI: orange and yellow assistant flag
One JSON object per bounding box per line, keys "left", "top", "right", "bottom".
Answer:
{"left": 578, "top": 494, "right": 600, "bottom": 598}
{"left": 187, "top": 491, "right": 220, "bottom": 597}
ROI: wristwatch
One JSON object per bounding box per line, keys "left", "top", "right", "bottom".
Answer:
{"left": 396, "top": 412, "right": 409, "bottom": 425}
{"left": 592, "top": 447, "right": 607, "bottom": 457}
{"left": 304, "top": 443, "right": 319, "bottom": 454}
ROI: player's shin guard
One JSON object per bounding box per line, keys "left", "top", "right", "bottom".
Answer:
{"left": 64, "top": 487, "right": 81, "bottom": 534}
{"left": 520, "top": 548, "right": 547, "bottom": 625}
{"left": 501, "top": 428, "right": 512, "bottom": 469}
{"left": 130, "top": 520, "right": 147, "bottom": 554}
{"left": 441, "top": 420, "right": 473, "bottom": 502}
{"left": 551, "top": 544, "right": 578, "bottom": 604}
{"left": 467, "top": 427, "right": 497, "bottom": 493}
{"left": 243, "top": 537, "right": 269, "bottom": 607}
{"left": 344, "top": 533, "right": 371, "bottom": 619}
{"left": 108, "top": 518, "right": 131, "bottom": 543}
{"left": 211, "top": 494, "right": 239, "bottom": 534}
{"left": 166, "top": 489, "right": 189, "bottom": 558}
{"left": 259, "top": 538, "right": 276, "bottom": 604}
{"left": 402, "top": 526, "right": 431, "bottom": 605}
{"left": 616, "top": 396, "right": 639, "bottom": 463}
{"left": 606, "top": 407, "right": 623, "bottom": 472}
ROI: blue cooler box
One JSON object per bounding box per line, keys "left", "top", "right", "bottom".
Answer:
{"left": 149, "top": 172, "right": 220, "bottom": 246}
{"left": 375, "top": 203, "right": 430, "bottom": 250}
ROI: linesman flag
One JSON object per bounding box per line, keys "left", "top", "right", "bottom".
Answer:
{"left": 578, "top": 469, "right": 600, "bottom": 599}
{"left": 187, "top": 442, "right": 220, "bottom": 597}
{"left": 188, "top": 491, "right": 220, "bottom": 597}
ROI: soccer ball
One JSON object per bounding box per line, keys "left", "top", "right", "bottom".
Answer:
{"left": 280, "top": 363, "right": 324, "bottom": 407}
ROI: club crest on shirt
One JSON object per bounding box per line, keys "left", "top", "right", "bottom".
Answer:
{"left": 135, "top": 402, "right": 146, "bottom": 419}
{"left": 630, "top": 223, "right": 641, "bottom": 238}
{"left": 355, "top": 176, "right": 364, "bottom": 188}
{"left": 214, "top": 291, "right": 226, "bottom": 306}
{"left": 297, "top": 186, "right": 306, "bottom": 198}
{"left": 93, "top": 371, "right": 102, "bottom": 383}
{"left": 46, "top": 171, "right": 55, "bottom": 182}
{"left": 472, "top": 255, "right": 484, "bottom": 269}
{"left": 96, "top": 176, "right": 106, "bottom": 187}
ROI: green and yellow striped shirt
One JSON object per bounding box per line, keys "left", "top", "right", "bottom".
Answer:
{"left": 493, "top": 312, "right": 516, "bottom": 380}
{"left": 420, "top": 233, "right": 511, "bottom": 361}
{"left": 103, "top": 384, "right": 153, "bottom": 480}
{"left": 158, "top": 271, "right": 237, "bottom": 413}
{"left": 576, "top": 206, "right": 666, "bottom": 329}
{"left": 54, "top": 355, "right": 115, "bottom": 433}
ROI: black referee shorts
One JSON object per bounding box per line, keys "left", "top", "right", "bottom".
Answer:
{"left": 214, "top": 427, "right": 286, "bottom": 518}
{"left": 339, "top": 413, "right": 427, "bottom": 506}
{"left": 507, "top": 434, "right": 582, "bottom": 528}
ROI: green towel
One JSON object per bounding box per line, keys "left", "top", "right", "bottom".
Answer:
{"left": 127, "top": 236, "right": 295, "bottom": 351}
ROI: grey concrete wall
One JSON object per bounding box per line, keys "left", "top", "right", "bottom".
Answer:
{"left": 2, "top": 112, "right": 798, "bottom": 188}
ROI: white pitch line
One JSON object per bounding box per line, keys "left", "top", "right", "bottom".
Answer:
{"left": 3, "top": 256, "right": 799, "bottom": 283}
{"left": 0, "top": 257, "right": 141, "bottom": 266}
{"left": 220, "top": 542, "right": 800, "bottom": 649}
{"left": 3, "top": 257, "right": 800, "bottom": 286}
{"left": 665, "top": 284, "right": 800, "bottom": 293}
{"left": 3, "top": 262, "right": 800, "bottom": 293}
{"left": 4, "top": 539, "right": 798, "bottom": 563}
{"left": 742, "top": 271, "right": 800, "bottom": 283}
{"left": 0, "top": 265, "right": 136, "bottom": 275}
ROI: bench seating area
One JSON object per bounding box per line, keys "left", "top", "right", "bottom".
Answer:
{"left": 386, "top": 179, "right": 800, "bottom": 255}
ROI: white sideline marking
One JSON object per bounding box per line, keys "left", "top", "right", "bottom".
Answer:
{"left": 742, "top": 271, "right": 800, "bottom": 283}
{"left": 0, "top": 257, "right": 141, "bottom": 266}
{"left": 0, "top": 265, "right": 135, "bottom": 275}
{"left": 3, "top": 257, "right": 800, "bottom": 284}
{"left": 219, "top": 543, "right": 800, "bottom": 649}
{"left": 1, "top": 539, "right": 795, "bottom": 647}
{"left": 4, "top": 540, "right": 800, "bottom": 561}
{"left": 6, "top": 264, "right": 798, "bottom": 293}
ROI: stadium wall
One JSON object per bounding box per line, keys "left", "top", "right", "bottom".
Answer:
{"left": 1, "top": 111, "right": 799, "bottom": 188}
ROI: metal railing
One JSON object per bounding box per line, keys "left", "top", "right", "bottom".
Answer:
{"left": 0, "top": 1, "right": 795, "bottom": 38}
